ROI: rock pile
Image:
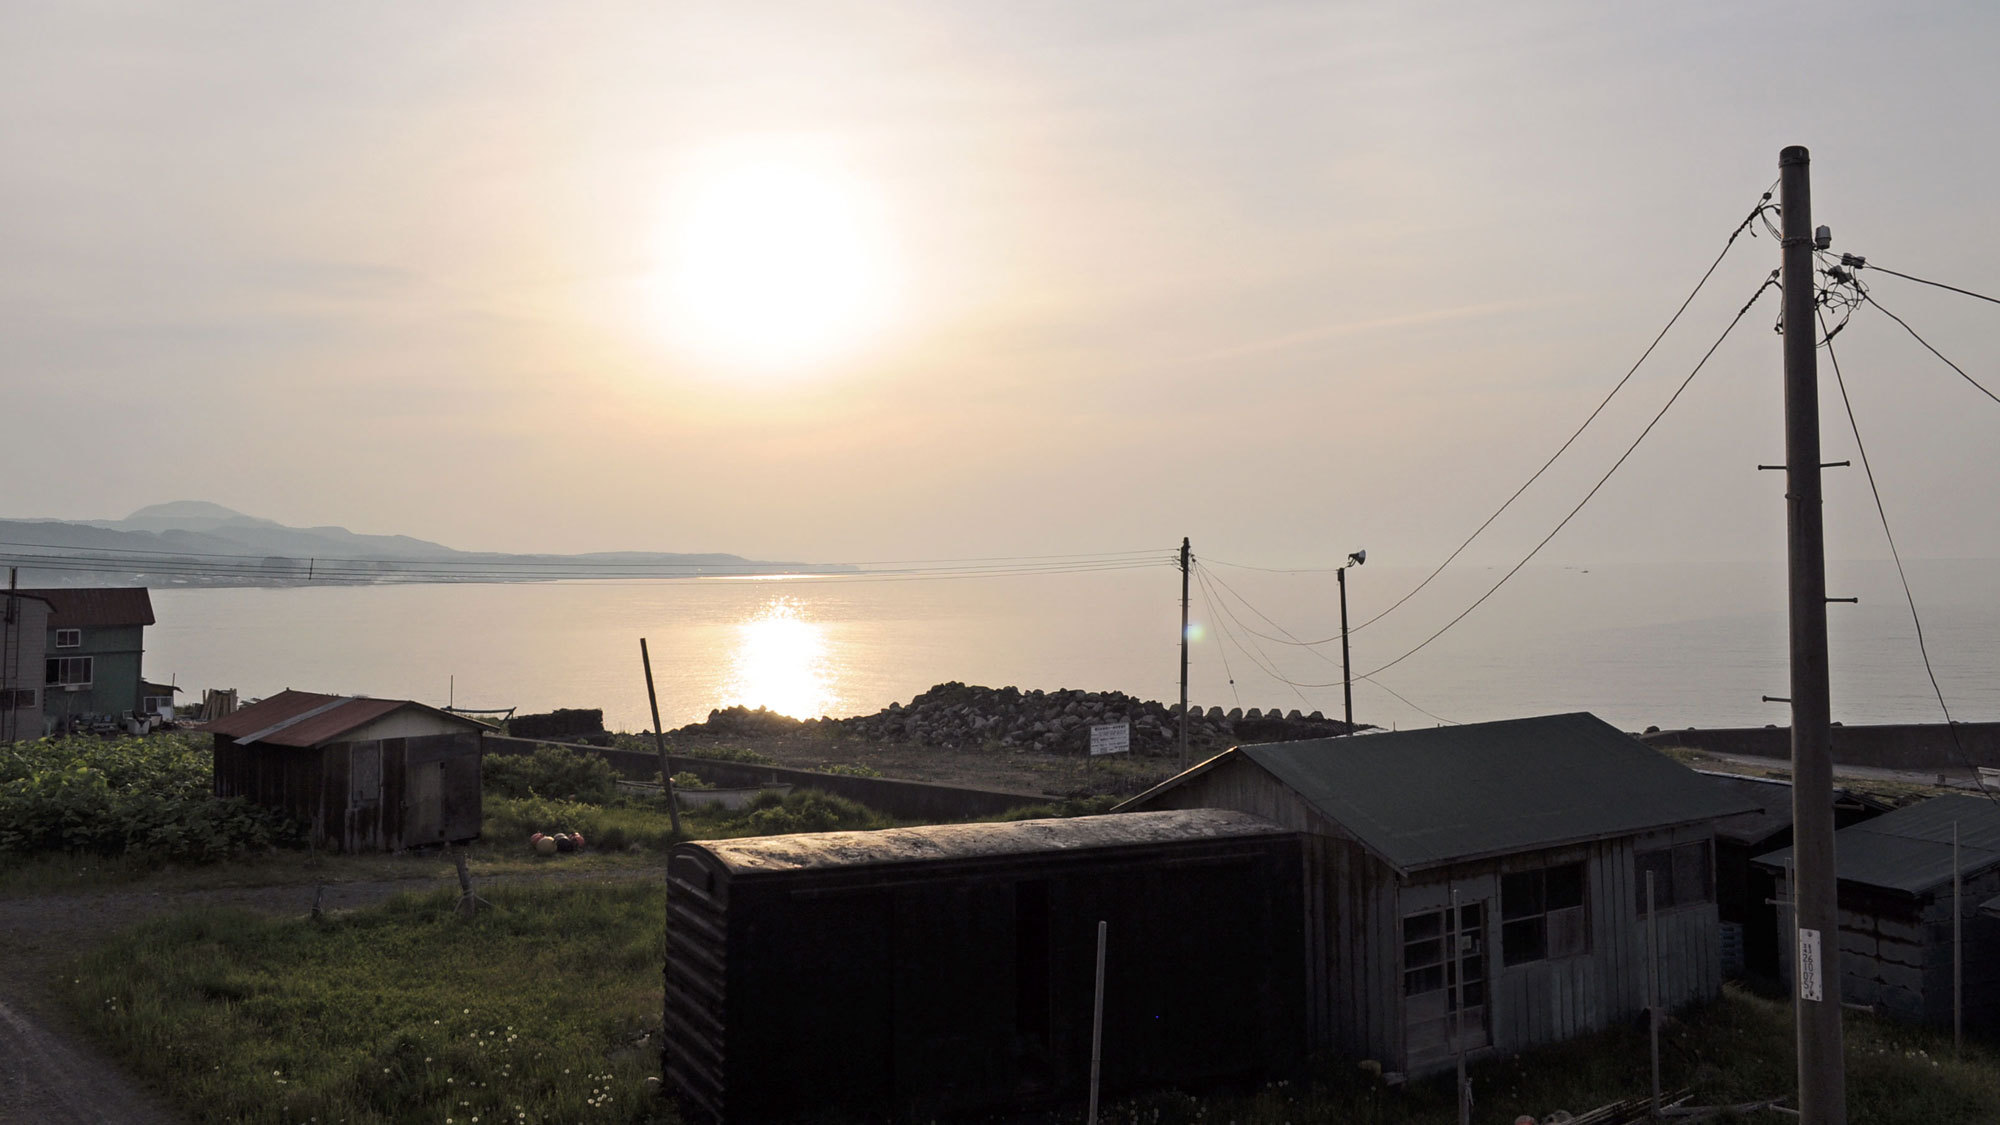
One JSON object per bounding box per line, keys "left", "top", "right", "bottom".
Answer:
{"left": 676, "top": 682, "right": 1358, "bottom": 755}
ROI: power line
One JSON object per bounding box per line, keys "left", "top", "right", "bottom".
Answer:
{"left": 1853, "top": 261, "right": 2000, "bottom": 307}
{"left": 1820, "top": 309, "right": 1997, "bottom": 804}
{"left": 1194, "top": 560, "right": 1461, "bottom": 722}
{"left": 1348, "top": 184, "right": 1781, "bottom": 636}
{"left": 1358, "top": 272, "right": 1780, "bottom": 680}
{"left": 1858, "top": 293, "right": 2000, "bottom": 407}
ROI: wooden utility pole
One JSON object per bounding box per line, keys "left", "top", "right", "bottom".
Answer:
{"left": 1780, "top": 143, "right": 1846, "bottom": 1125}
{"left": 1338, "top": 565, "right": 1354, "bottom": 731}
{"left": 640, "top": 638, "right": 684, "bottom": 836}
{"left": 1178, "top": 538, "right": 1191, "bottom": 770}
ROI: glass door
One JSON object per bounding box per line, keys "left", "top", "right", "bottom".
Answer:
{"left": 1402, "top": 899, "right": 1490, "bottom": 1063}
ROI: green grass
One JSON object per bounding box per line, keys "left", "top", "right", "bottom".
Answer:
{"left": 66, "top": 882, "right": 675, "bottom": 1125}
{"left": 65, "top": 874, "right": 2000, "bottom": 1125}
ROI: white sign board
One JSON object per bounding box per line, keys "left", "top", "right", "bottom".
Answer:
{"left": 1089, "top": 722, "right": 1130, "bottom": 756}
{"left": 1798, "top": 927, "right": 1823, "bottom": 1002}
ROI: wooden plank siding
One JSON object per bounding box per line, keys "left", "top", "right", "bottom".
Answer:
{"left": 1130, "top": 755, "right": 1729, "bottom": 1076}
{"left": 214, "top": 730, "right": 481, "bottom": 852}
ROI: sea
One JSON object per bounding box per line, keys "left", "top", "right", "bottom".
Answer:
{"left": 143, "top": 558, "right": 2000, "bottom": 737}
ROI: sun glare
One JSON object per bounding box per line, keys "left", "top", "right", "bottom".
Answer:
{"left": 656, "top": 142, "right": 895, "bottom": 373}
{"left": 723, "top": 597, "right": 836, "bottom": 719}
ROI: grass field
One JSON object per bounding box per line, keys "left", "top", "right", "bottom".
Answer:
{"left": 67, "top": 876, "right": 2000, "bottom": 1125}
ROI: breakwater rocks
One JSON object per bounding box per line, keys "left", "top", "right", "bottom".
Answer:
{"left": 677, "top": 682, "right": 1358, "bottom": 755}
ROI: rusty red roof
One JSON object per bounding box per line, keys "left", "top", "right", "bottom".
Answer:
{"left": 202, "top": 689, "right": 488, "bottom": 748}
{"left": 13, "top": 587, "right": 155, "bottom": 627}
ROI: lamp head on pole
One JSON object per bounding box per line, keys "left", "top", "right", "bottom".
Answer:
{"left": 1346, "top": 549, "right": 1366, "bottom": 568}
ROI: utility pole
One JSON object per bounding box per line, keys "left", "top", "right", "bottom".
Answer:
{"left": 1338, "top": 566, "right": 1353, "bottom": 731}
{"left": 1178, "top": 538, "right": 1191, "bottom": 770}
{"left": 1780, "top": 143, "right": 1846, "bottom": 1125}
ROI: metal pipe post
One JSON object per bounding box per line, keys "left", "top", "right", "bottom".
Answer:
{"left": 640, "top": 638, "right": 683, "bottom": 835}
{"left": 1780, "top": 143, "right": 1847, "bottom": 1125}
{"left": 1088, "top": 920, "right": 1108, "bottom": 1125}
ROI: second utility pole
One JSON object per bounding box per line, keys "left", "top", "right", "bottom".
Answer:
{"left": 1780, "top": 143, "right": 1846, "bottom": 1125}
{"left": 1178, "top": 537, "right": 1191, "bottom": 770}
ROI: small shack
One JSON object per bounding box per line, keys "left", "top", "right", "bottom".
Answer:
{"left": 207, "top": 689, "right": 489, "bottom": 852}
{"left": 1700, "top": 771, "right": 1891, "bottom": 981}
{"left": 1117, "top": 712, "right": 1757, "bottom": 1078}
{"left": 1757, "top": 793, "right": 2000, "bottom": 1029}
{"left": 663, "top": 809, "right": 1304, "bottom": 1124}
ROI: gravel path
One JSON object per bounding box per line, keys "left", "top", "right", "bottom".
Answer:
{"left": 0, "top": 867, "right": 660, "bottom": 1125}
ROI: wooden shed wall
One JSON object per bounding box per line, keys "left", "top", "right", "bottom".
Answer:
{"left": 213, "top": 731, "right": 480, "bottom": 852}
{"left": 1132, "top": 759, "right": 1726, "bottom": 1076}
{"left": 1794, "top": 866, "right": 2000, "bottom": 1028}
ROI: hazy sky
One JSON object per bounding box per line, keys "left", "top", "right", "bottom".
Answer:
{"left": 6, "top": 1, "right": 1998, "bottom": 568}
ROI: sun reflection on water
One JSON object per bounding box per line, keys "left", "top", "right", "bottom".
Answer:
{"left": 722, "top": 598, "right": 835, "bottom": 719}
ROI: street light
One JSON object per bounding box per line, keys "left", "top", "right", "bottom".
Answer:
{"left": 1338, "top": 549, "right": 1365, "bottom": 733}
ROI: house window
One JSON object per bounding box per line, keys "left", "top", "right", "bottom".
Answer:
{"left": 45, "top": 656, "right": 94, "bottom": 687}
{"left": 1634, "top": 841, "right": 1713, "bottom": 912}
{"left": 1502, "top": 862, "right": 1588, "bottom": 964}
{"left": 55, "top": 628, "right": 81, "bottom": 649}
{"left": 0, "top": 688, "right": 36, "bottom": 710}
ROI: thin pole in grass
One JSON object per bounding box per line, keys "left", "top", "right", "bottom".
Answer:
{"left": 1647, "top": 870, "right": 1660, "bottom": 1117}
{"left": 1087, "top": 919, "right": 1107, "bottom": 1125}
{"left": 640, "top": 638, "right": 684, "bottom": 836}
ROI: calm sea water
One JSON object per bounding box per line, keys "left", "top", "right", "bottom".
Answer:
{"left": 144, "top": 559, "right": 2000, "bottom": 736}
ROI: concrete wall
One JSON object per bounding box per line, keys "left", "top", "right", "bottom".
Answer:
{"left": 483, "top": 735, "right": 1046, "bottom": 823}
{"left": 1639, "top": 723, "right": 2000, "bottom": 772}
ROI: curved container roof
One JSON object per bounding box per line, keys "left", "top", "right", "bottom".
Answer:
{"left": 682, "top": 808, "right": 1288, "bottom": 879}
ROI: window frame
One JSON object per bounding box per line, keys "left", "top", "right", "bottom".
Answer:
{"left": 45, "top": 656, "right": 94, "bottom": 687}
{"left": 1500, "top": 861, "right": 1590, "bottom": 966}
{"left": 54, "top": 628, "right": 81, "bottom": 649}
{"left": 1634, "top": 839, "right": 1714, "bottom": 913}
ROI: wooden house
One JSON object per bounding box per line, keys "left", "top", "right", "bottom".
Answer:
{"left": 1, "top": 591, "right": 52, "bottom": 743}
{"left": 16, "top": 586, "right": 155, "bottom": 731}
{"left": 1116, "top": 712, "right": 1757, "bottom": 1078}
{"left": 1757, "top": 793, "right": 2000, "bottom": 1029}
{"left": 663, "top": 809, "right": 1305, "bottom": 1124}
{"left": 1700, "top": 771, "right": 1890, "bottom": 982}
{"left": 207, "top": 689, "right": 489, "bottom": 852}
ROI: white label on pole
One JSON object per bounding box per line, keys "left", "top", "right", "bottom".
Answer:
{"left": 1089, "top": 722, "right": 1130, "bottom": 756}
{"left": 1798, "top": 927, "right": 1823, "bottom": 1002}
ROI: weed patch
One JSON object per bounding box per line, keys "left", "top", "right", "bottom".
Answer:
{"left": 67, "top": 882, "right": 674, "bottom": 1124}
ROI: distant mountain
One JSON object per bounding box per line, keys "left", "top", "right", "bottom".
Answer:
{"left": 0, "top": 504, "right": 853, "bottom": 588}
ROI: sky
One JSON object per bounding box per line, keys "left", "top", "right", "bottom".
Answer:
{"left": 6, "top": 0, "right": 1999, "bottom": 570}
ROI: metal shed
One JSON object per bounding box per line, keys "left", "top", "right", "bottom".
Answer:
{"left": 1117, "top": 712, "right": 1757, "bottom": 1079}
{"left": 207, "top": 689, "right": 489, "bottom": 852}
{"left": 1757, "top": 793, "right": 2000, "bottom": 1028}
{"left": 663, "top": 809, "right": 1305, "bottom": 1123}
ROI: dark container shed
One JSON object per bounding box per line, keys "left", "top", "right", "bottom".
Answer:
{"left": 207, "top": 689, "right": 489, "bottom": 852}
{"left": 1758, "top": 793, "right": 2000, "bottom": 1029}
{"left": 663, "top": 809, "right": 1305, "bottom": 1124}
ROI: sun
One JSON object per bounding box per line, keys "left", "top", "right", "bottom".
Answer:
{"left": 656, "top": 142, "right": 895, "bottom": 373}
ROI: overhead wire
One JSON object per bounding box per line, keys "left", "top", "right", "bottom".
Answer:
{"left": 1358, "top": 271, "right": 1781, "bottom": 680}
{"left": 1851, "top": 261, "right": 2000, "bottom": 307}
{"left": 1857, "top": 292, "right": 2000, "bottom": 407}
{"left": 1818, "top": 305, "right": 1998, "bottom": 803}
{"left": 1193, "top": 560, "right": 1461, "bottom": 724}
{"left": 1322, "top": 183, "right": 1786, "bottom": 639}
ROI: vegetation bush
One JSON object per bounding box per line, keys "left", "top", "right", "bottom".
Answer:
{"left": 504, "top": 707, "right": 605, "bottom": 741}
{"left": 0, "top": 734, "right": 302, "bottom": 862}
{"left": 483, "top": 794, "right": 681, "bottom": 852}
{"left": 687, "top": 789, "right": 897, "bottom": 838}
{"left": 481, "top": 744, "right": 620, "bottom": 803}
